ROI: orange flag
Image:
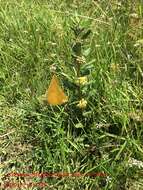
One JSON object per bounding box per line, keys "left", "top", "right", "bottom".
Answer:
{"left": 46, "top": 74, "right": 68, "bottom": 106}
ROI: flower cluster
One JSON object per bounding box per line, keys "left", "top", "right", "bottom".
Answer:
{"left": 77, "top": 98, "right": 87, "bottom": 109}
{"left": 76, "top": 76, "right": 88, "bottom": 85}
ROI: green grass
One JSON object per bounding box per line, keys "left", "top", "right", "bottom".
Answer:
{"left": 0, "top": 0, "right": 143, "bottom": 189}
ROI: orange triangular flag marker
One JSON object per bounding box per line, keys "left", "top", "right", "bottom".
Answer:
{"left": 46, "top": 74, "right": 68, "bottom": 106}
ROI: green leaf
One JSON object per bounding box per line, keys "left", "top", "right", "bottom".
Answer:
{"left": 75, "top": 122, "right": 84, "bottom": 128}
{"left": 0, "top": 71, "right": 5, "bottom": 79}
{"left": 0, "top": 95, "right": 6, "bottom": 105}
{"left": 83, "top": 48, "right": 91, "bottom": 56}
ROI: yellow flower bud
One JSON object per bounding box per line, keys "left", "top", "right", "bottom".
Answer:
{"left": 77, "top": 98, "right": 87, "bottom": 109}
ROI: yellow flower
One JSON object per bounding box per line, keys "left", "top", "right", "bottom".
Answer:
{"left": 110, "top": 63, "right": 120, "bottom": 72}
{"left": 77, "top": 98, "right": 87, "bottom": 109}
{"left": 76, "top": 76, "right": 88, "bottom": 85}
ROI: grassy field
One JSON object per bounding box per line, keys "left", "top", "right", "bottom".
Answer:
{"left": 0, "top": 0, "right": 143, "bottom": 189}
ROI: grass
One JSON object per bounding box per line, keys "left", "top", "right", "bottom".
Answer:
{"left": 0, "top": 0, "right": 143, "bottom": 189}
